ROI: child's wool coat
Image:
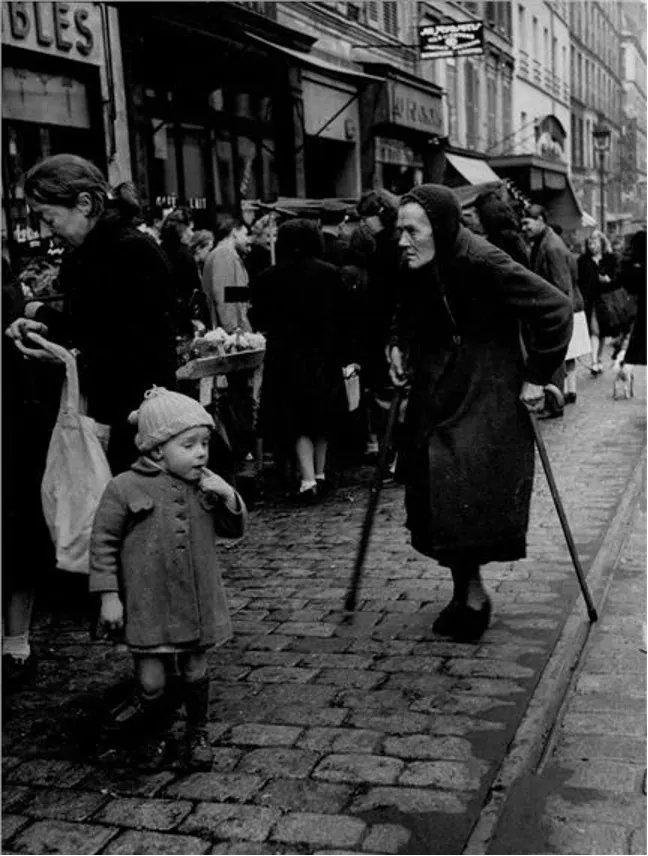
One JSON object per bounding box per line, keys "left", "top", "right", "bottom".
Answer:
{"left": 90, "top": 457, "right": 246, "bottom": 649}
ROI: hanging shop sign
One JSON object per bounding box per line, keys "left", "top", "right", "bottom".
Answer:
{"left": 1, "top": 2, "right": 101, "bottom": 64}
{"left": 419, "top": 21, "right": 484, "bottom": 60}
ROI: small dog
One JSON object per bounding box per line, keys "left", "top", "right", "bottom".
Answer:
{"left": 613, "top": 362, "right": 634, "bottom": 399}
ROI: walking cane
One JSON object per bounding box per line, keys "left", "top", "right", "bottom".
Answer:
{"left": 345, "top": 385, "right": 405, "bottom": 612}
{"left": 529, "top": 385, "right": 598, "bottom": 622}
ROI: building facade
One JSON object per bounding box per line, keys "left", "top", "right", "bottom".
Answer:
{"left": 1, "top": 1, "right": 130, "bottom": 274}
{"left": 619, "top": 1, "right": 647, "bottom": 230}
{"left": 568, "top": 0, "right": 624, "bottom": 234}
{"left": 487, "top": 0, "right": 579, "bottom": 229}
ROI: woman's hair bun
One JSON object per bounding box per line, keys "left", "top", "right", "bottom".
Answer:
{"left": 127, "top": 408, "right": 140, "bottom": 426}
{"left": 111, "top": 181, "right": 141, "bottom": 219}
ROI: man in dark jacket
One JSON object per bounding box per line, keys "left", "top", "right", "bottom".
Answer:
{"left": 389, "top": 185, "right": 572, "bottom": 642}
{"left": 521, "top": 204, "right": 575, "bottom": 416}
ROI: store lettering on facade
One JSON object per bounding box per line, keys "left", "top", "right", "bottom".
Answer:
{"left": 388, "top": 81, "right": 443, "bottom": 136}
{"left": 2, "top": 2, "right": 98, "bottom": 63}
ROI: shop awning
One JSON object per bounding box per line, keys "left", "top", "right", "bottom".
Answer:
{"left": 244, "top": 32, "right": 385, "bottom": 82}
{"left": 446, "top": 153, "right": 501, "bottom": 185}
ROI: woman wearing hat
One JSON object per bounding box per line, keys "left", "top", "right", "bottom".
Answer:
{"left": 390, "top": 184, "right": 572, "bottom": 641}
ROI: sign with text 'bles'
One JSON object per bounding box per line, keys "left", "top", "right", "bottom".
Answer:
{"left": 419, "top": 21, "right": 484, "bottom": 60}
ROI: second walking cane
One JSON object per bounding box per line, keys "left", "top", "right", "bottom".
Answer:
{"left": 529, "top": 386, "right": 598, "bottom": 622}
{"left": 345, "top": 386, "right": 405, "bottom": 612}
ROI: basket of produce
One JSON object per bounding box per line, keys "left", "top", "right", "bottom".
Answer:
{"left": 176, "top": 328, "right": 266, "bottom": 380}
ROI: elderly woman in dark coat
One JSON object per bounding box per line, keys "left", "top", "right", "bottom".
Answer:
{"left": 6, "top": 155, "right": 177, "bottom": 475}
{"left": 389, "top": 185, "right": 572, "bottom": 641}
{"left": 255, "top": 219, "right": 353, "bottom": 503}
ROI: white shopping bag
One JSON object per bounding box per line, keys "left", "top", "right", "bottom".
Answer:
{"left": 32, "top": 334, "right": 112, "bottom": 574}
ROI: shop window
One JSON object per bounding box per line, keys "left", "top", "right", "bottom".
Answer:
{"left": 182, "top": 127, "right": 209, "bottom": 212}
{"left": 214, "top": 132, "right": 236, "bottom": 210}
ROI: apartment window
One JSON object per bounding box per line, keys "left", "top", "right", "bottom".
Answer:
{"left": 447, "top": 59, "right": 458, "bottom": 143}
{"left": 487, "top": 73, "right": 497, "bottom": 150}
{"left": 571, "top": 114, "right": 577, "bottom": 164}
{"left": 502, "top": 70, "right": 512, "bottom": 148}
{"left": 577, "top": 53, "right": 582, "bottom": 100}
{"left": 366, "top": 1, "right": 379, "bottom": 24}
{"left": 532, "top": 17, "right": 538, "bottom": 60}
{"left": 383, "top": 1, "right": 398, "bottom": 36}
{"left": 346, "top": 2, "right": 362, "bottom": 22}
{"left": 485, "top": 1, "right": 512, "bottom": 38}
{"left": 465, "top": 61, "right": 479, "bottom": 150}
{"left": 544, "top": 28, "right": 549, "bottom": 68}
{"left": 518, "top": 5, "right": 525, "bottom": 51}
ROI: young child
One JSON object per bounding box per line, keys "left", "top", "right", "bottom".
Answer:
{"left": 90, "top": 386, "right": 246, "bottom": 770}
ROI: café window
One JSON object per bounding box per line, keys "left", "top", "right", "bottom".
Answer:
{"left": 146, "top": 85, "right": 280, "bottom": 219}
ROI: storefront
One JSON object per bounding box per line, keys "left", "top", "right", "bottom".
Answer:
{"left": 119, "top": 5, "right": 307, "bottom": 227}
{"left": 488, "top": 152, "right": 585, "bottom": 233}
{"left": 300, "top": 70, "right": 361, "bottom": 199}
{"left": 2, "top": 1, "right": 129, "bottom": 280}
{"left": 359, "top": 65, "right": 444, "bottom": 193}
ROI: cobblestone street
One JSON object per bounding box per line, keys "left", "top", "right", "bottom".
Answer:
{"left": 3, "top": 361, "right": 646, "bottom": 855}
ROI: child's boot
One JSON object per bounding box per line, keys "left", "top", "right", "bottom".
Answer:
{"left": 136, "top": 690, "right": 174, "bottom": 770}
{"left": 184, "top": 676, "right": 213, "bottom": 770}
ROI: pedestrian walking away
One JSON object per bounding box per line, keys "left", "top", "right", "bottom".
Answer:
{"left": 89, "top": 386, "right": 247, "bottom": 770}
{"left": 389, "top": 184, "right": 572, "bottom": 643}
{"left": 521, "top": 204, "right": 575, "bottom": 416}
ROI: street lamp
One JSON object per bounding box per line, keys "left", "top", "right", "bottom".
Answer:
{"left": 592, "top": 120, "right": 611, "bottom": 232}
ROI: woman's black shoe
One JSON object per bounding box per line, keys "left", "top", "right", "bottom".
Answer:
{"left": 432, "top": 598, "right": 492, "bottom": 642}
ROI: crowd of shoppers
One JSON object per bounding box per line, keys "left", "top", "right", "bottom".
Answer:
{"left": 3, "top": 151, "right": 644, "bottom": 701}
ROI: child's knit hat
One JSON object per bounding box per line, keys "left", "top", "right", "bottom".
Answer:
{"left": 128, "top": 386, "right": 215, "bottom": 452}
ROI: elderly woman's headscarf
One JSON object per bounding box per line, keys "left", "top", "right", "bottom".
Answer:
{"left": 276, "top": 218, "right": 324, "bottom": 263}
{"left": 399, "top": 184, "right": 463, "bottom": 261}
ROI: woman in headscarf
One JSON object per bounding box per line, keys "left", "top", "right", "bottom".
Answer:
{"left": 389, "top": 184, "right": 572, "bottom": 641}
{"left": 254, "top": 219, "right": 354, "bottom": 503}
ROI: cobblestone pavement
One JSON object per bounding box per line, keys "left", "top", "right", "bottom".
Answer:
{"left": 3, "top": 360, "right": 646, "bottom": 855}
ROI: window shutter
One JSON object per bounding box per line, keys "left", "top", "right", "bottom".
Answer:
{"left": 367, "top": 1, "right": 379, "bottom": 23}
{"left": 383, "top": 1, "right": 398, "bottom": 36}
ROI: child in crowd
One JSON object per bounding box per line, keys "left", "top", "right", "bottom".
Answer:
{"left": 90, "top": 387, "right": 246, "bottom": 770}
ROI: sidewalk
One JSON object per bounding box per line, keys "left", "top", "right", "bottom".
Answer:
{"left": 2, "top": 360, "right": 646, "bottom": 855}
{"left": 485, "top": 471, "right": 646, "bottom": 855}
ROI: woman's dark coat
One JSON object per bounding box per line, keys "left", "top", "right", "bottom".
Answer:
{"left": 577, "top": 251, "right": 618, "bottom": 335}
{"left": 620, "top": 230, "right": 646, "bottom": 365}
{"left": 254, "top": 242, "right": 353, "bottom": 443}
{"left": 35, "top": 208, "right": 177, "bottom": 473}
{"left": 161, "top": 241, "right": 209, "bottom": 335}
{"left": 393, "top": 185, "right": 572, "bottom": 568}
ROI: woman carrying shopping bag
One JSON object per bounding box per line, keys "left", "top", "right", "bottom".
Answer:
{"left": 6, "top": 155, "right": 177, "bottom": 475}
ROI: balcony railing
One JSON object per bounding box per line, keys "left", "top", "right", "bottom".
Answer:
{"left": 519, "top": 49, "right": 529, "bottom": 79}
{"left": 533, "top": 59, "right": 542, "bottom": 84}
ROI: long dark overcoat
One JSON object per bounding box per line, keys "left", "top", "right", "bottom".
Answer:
{"left": 35, "top": 209, "right": 177, "bottom": 472}
{"left": 394, "top": 189, "right": 572, "bottom": 568}
{"left": 254, "top": 256, "right": 352, "bottom": 442}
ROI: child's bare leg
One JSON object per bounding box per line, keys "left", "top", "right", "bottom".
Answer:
{"left": 178, "top": 651, "right": 212, "bottom": 770}
{"left": 133, "top": 654, "right": 174, "bottom": 769}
